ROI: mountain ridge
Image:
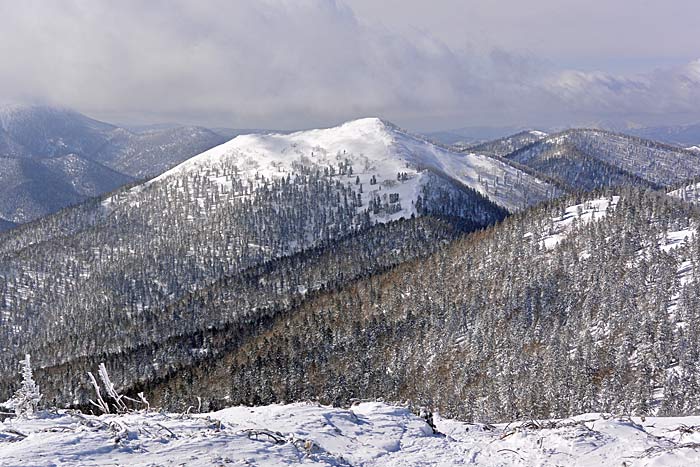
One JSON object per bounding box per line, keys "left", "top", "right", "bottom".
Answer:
{"left": 504, "top": 128, "right": 700, "bottom": 191}
{"left": 0, "top": 104, "right": 229, "bottom": 229}
{"left": 140, "top": 187, "right": 700, "bottom": 422}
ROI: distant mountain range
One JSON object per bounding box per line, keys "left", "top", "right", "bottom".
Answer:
{"left": 0, "top": 105, "right": 230, "bottom": 228}
{"left": 500, "top": 129, "right": 700, "bottom": 192}
{"left": 429, "top": 122, "right": 700, "bottom": 150}
{"left": 4, "top": 105, "right": 700, "bottom": 232}
{"left": 426, "top": 125, "right": 526, "bottom": 146}
{"left": 626, "top": 123, "right": 700, "bottom": 146}
{"left": 90, "top": 125, "right": 227, "bottom": 178}
{"left": 0, "top": 154, "right": 132, "bottom": 224}
{"left": 465, "top": 130, "right": 548, "bottom": 157}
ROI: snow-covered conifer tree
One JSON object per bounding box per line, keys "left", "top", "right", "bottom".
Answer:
{"left": 2, "top": 354, "right": 42, "bottom": 418}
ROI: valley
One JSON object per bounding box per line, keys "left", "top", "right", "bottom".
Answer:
{"left": 3, "top": 2, "right": 700, "bottom": 464}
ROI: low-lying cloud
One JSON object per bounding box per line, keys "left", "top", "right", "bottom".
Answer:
{"left": 546, "top": 60, "right": 700, "bottom": 123}
{"left": 0, "top": 0, "right": 698, "bottom": 130}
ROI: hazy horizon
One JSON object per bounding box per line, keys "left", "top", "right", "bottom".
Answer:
{"left": 1, "top": 0, "right": 699, "bottom": 132}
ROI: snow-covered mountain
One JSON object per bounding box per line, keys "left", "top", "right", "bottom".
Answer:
{"left": 6, "top": 116, "right": 699, "bottom": 430}
{"left": 465, "top": 129, "right": 548, "bottom": 157}
{"left": 1, "top": 140, "right": 698, "bottom": 427}
{"left": 505, "top": 128, "right": 700, "bottom": 191}
{"left": 3, "top": 402, "right": 700, "bottom": 466}
{"left": 150, "top": 117, "right": 559, "bottom": 214}
{"left": 0, "top": 118, "right": 557, "bottom": 409}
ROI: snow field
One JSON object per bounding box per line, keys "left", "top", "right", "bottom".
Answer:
{"left": 3, "top": 402, "right": 700, "bottom": 466}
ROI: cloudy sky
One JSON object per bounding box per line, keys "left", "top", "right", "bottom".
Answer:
{"left": 1, "top": 0, "right": 698, "bottom": 131}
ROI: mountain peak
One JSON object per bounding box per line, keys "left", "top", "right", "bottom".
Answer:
{"left": 0, "top": 103, "right": 115, "bottom": 134}
{"left": 281, "top": 116, "right": 396, "bottom": 146}
{"left": 148, "top": 117, "right": 558, "bottom": 214}
{"left": 340, "top": 116, "right": 388, "bottom": 126}
{"left": 336, "top": 116, "right": 396, "bottom": 132}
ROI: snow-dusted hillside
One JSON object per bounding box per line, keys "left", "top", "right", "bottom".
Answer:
{"left": 3, "top": 402, "right": 700, "bottom": 466}
{"left": 151, "top": 189, "right": 699, "bottom": 421}
{"left": 1, "top": 119, "right": 546, "bottom": 409}
{"left": 466, "top": 129, "right": 548, "bottom": 158}
{"left": 0, "top": 104, "right": 229, "bottom": 227}
{"left": 0, "top": 155, "right": 133, "bottom": 226}
{"left": 93, "top": 125, "right": 228, "bottom": 178}
{"left": 525, "top": 196, "right": 620, "bottom": 249}
{"left": 150, "top": 118, "right": 559, "bottom": 214}
{"left": 507, "top": 128, "right": 700, "bottom": 190}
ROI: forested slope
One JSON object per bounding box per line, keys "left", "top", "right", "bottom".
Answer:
{"left": 506, "top": 129, "right": 700, "bottom": 191}
{"left": 143, "top": 189, "right": 700, "bottom": 422}
{"left": 466, "top": 130, "right": 547, "bottom": 157}
{"left": 0, "top": 118, "right": 547, "bottom": 407}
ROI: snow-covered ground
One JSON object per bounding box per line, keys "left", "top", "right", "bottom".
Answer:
{"left": 2, "top": 402, "right": 700, "bottom": 466}
{"left": 144, "top": 118, "right": 559, "bottom": 214}
{"left": 526, "top": 196, "right": 620, "bottom": 249}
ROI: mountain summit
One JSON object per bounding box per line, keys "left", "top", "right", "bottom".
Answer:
{"left": 153, "top": 117, "right": 559, "bottom": 214}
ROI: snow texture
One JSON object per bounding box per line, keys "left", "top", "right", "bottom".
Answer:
{"left": 2, "top": 402, "right": 700, "bottom": 466}
{"left": 148, "top": 118, "right": 559, "bottom": 213}
{"left": 669, "top": 182, "right": 700, "bottom": 204}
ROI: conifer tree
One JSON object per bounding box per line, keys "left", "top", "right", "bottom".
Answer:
{"left": 2, "top": 354, "right": 42, "bottom": 418}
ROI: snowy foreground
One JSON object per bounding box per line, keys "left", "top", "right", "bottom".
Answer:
{"left": 2, "top": 402, "right": 700, "bottom": 466}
